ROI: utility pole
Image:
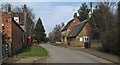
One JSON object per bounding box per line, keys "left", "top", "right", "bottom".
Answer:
{"left": 90, "top": 2, "right": 92, "bottom": 18}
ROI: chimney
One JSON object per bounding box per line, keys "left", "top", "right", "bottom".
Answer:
{"left": 8, "top": 4, "right": 11, "bottom": 12}
{"left": 23, "top": 4, "right": 27, "bottom": 12}
{"left": 73, "top": 13, "right": 77, "bottom": 18}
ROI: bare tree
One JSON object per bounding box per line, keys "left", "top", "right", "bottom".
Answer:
{"left": 13, "top": 4, "right": 36, "bottom": 20}
{"left": 91, "top": 2, "right": 118, "bottom": 53}
{"left": 48, "top": 22, "right": 64, "bottom": 43}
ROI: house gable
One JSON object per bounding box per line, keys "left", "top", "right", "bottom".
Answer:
{"left": 78, "top": 21, "right": 91, "bottom": 37}
{"left": 61, "top": 19, "right": 73, "bottom": 32}
{"left": 4, "top": 12, "right": 24, "bottom": 25}
{"left": 61, "top": 13, "right": 80, "bottom": 32}
{"left": 67, "top": 20, "right": 91, "bottom": 38}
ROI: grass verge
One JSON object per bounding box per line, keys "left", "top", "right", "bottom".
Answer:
{"left": 17, "top": 44, "right": 47, "bottom": 57}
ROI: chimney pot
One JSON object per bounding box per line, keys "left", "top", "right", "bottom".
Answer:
{"left": 8, "top": 4, "right": 11, "bottom": 12}
{"left": 73, "top": 13, "right": 77, "bottom": 18}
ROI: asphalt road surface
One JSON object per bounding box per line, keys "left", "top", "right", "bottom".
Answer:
{"left": 40, "top": 43, "right": 112, "bottom": 63}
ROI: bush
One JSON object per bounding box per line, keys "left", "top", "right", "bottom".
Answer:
{"left": 100, "top": 28, "right": 119, "bottom": 54}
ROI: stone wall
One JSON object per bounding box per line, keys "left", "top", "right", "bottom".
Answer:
{"left": 91, "top": 40, "right": 102, "bottom": 50}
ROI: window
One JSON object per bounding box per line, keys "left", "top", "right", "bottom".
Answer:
{"left": 6, "top": 20, "right": 8, "bottom": 22}
{"left": 83, "top": 36, "right": 89, "bottom": 42}
{"left": 2, "top": 24, "right": 4, "bottom": 29}
{"left": 2, "top": 24, "right": 4, "bottom": 26}
{"left": 80, "top": 37, "right": 83, "bottom": 41}
{"left": 14, "top": 17, "right": 19, "bottom": 23}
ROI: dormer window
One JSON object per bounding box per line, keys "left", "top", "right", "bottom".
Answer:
{"left": 14, "top": 17, "right": 19, "bottom": 23}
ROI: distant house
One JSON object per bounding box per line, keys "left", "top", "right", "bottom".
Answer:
{"left": 67, "top": 20, "right": 91, "bottom": 48}
{"left": 0, "top": 12, "right": 25, "bottom": 55}
{"left": 61, "top": 13, "right": 80, "bottom": 45}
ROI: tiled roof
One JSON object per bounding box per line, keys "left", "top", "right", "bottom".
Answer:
{"left": 67, "top": 20, "right": 89, "bottom": 38}
{"left": 61, "top": 19, "right": 73, "bottom": 32}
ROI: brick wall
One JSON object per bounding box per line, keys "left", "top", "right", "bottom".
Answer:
{"left": 0, "top": 12, "right": 25, "bottom": 55}
{"left": 0, "top": 12, "right": 12, "bottom": 55}
{"left": 0, "top": 13, "right": 12, "bottom": 43}
{"left": 68, "top": 17, "right": 80, "bottom": 30}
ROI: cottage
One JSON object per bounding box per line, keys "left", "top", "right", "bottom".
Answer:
{"left": 0, "top": 12, "right": 25, "bottom": 55}
{"left": 67, "top": 20, "right": 91, "bottom": 48}
{"left": 61, "top": 13, "right": 80, "bottom": 45}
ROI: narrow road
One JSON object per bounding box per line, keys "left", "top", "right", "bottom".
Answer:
{"left": 41, "top": 43, "right": 112, "bottom": 63}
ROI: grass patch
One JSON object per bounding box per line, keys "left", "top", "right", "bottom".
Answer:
{"left": 18, "top": 44, "right": 47, "bottom": 57}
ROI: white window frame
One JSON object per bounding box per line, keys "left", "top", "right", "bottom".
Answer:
{"left": 80, "top": 37, "right": 83, "bottom": 41}
{"left": 83, "top": 36, "right": 90, "bottom": 42}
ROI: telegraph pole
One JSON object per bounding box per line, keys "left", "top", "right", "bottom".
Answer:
{"left": 90, "top": 2, "right": 92, "bottom": 18}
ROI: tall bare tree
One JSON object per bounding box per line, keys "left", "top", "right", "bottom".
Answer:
{"left": 91, "top": 2, "right": 118, "bottom": 53}
{"left": 49, "top": 22, "right": 64, "bottom": 43}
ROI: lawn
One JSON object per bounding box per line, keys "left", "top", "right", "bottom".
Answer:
{"left": 18, "top": 44, "right": 47, "bottom": 57}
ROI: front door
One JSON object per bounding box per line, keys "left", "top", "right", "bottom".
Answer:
{"left": 84, "top": 42, "right": 88, "bottom": 48}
